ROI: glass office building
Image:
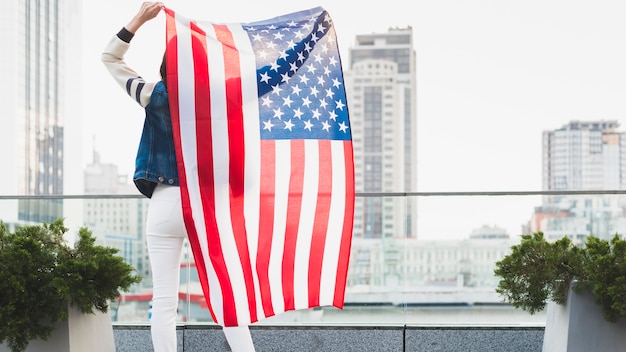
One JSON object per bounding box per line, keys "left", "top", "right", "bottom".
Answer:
{"left": 0, "top": 0, "right": 82, "bottom": 224}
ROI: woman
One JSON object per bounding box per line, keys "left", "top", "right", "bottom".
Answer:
{"left": 101, "top": 2, "right": 255, "bottom": 351}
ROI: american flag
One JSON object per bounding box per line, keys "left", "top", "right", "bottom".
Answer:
{"left": 164, "top": 7, "right": 355, "bottom": 327}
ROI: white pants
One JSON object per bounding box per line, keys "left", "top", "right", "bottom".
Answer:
{"left": 146, "top": 184, "right": 255, "bottom": 352}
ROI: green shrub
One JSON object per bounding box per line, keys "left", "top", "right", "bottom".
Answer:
{"left": 0, "top": 218, "right": 142, "bottom": 352}
{"left": 494, "top": 232, "right": 626, "bottom": 323}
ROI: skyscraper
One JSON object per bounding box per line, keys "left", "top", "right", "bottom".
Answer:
{"left": 0, "top": 1, "right": 82, "bottom": 224}
{"left": 543, "top": 120, "right": 626, "bottom": 202}
{"left": 529, "top": 120, "right": 626, "bottom": 240}
{"left": 344, "top": 27, "right": 417, "bottom": 239}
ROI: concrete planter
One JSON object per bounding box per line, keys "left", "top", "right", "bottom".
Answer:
{"left": 1, "top": 305, "right": 115, "bottom": 352}
{"left": 542, "top": 282, "right": 626, "bottom": 352}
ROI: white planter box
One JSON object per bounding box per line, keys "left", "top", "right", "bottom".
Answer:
{"left": 542, "top": 283, "right": 626, "bottom": 352}
{"left": 1, "top": 305, "right": 115, "bottom": 352}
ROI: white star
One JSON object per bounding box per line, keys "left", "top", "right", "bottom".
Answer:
{"left": 299, "top": 74, "right": 310, "bottom": 85}
{"left": 252, "top": 33, "right": 263, "bottom": 42}
{"left": 304, "top": 119, "right": 314, "bottom": 131}
{"left": 314, "top": 53, "right": 324, "bottom": 64}
{"left": 282, "top": 96, "right": 294, "bottom": 107}
{"left": 284, "top": 119, "right": 295, "bottom": 131}
{"left": 304, "top": 41, "right": 313, "bottom": 53}
{"left": 261, "top": 95, "right": 272, "bottom": 107}
{"left": 270, "top": 61, "right": 280, "bottom": 72}
{"left": 310, "top": 86, "right": 319, "bottom": 97}
{"left": 325, "top": 88, "right": 334, "bottom": 99}
{"left": 263, "top": 119, "right": 274, "bottom": 131}
{"left": 338, "top": 121, "right": 349, "bottom": 133}
{"left": 302, "top": 96, "right": 312, "bottom": 107}
{"left": 278, "top": 50, "right": 289, "bottom": 61}
{"left": 312, "top": 109, "right": 322, "bottom": 120}
{"left": 332, "top": 77, "right": 342, "bottom": 88}
{"left": 328, "top": 110, "right": 338, "bottom": 121}
{"left": 319, "top": 98, "right": 328, "bottom": 109}
{"left": 317, "top": 23, "right": 327, "bottom": 34}
{"left": 259, "top": 71, "right": 271, "bottom": 84}
{"left": 286, "top": 39, "right": 297, "bottom": 51}
{"left": 297, "top": 51, "right": 306, "bottom": 63}
{"left": 323, "top": 66, "right": 331, "bottom": 76}
{"left": 280, "top": 72, "right": 291, "bottom": 83}
{"left": 328, "top": 56, "right": 338, "bottom": 67}
{"left": 293, "top": 107, "right": 304, "bottom": 119}
{"left": 266, "top": 41, "right": 277, "bottom": 50}
{"left": 327, "top": 34, "right": 336, "bottom": 46}
{"left": 258, "top": 50, "right": 269, "bottom": 60}
{"left": 273, "top": 108, "right": 284, "bottom": 119}
{"left": 294, "top": 29, "right": 306, "bottom": 40}
{"left": 271, "top": 84, "right": 283, "bottom": 95}
{"left": 273, "top": 32, "right": 285, "bottom": 41}
{"left": 321, "top": 120, "right": 331, "bottom": 131}
{"left": 291, "top": 85, "right": 302, "bottom": 96}
{"left": 289, "top": 62, "right": 298, "bottom": 73}
{"left": 335, "top": 99, "right": 345, "bottom": 110}
{"left": 310, "top": 32, "right": 319, "bottom": 43}
{"left": 317, "top": 75, "right": 326, "bottom": 85}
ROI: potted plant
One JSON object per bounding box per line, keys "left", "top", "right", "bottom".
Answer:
{"left": 494, "top": 232, "right": 626, "bottom": 351}
{"left": 0, "top": 218, "right": 142, "bottom": 352}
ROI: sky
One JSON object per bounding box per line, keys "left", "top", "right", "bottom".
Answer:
{"left": 81, "top": 0, "right": 626, "bottom": 240}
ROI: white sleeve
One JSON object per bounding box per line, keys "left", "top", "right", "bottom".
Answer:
{"left": 101, "top": 35, "right": 155, "bottom": 108}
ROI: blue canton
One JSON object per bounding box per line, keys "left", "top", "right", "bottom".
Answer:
{"left": 243, "top": 8, "right": 351, "bottom": 141}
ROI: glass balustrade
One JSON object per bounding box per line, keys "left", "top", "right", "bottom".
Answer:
{"left": 3, "top": 191, "right": 624, "bottom": 326}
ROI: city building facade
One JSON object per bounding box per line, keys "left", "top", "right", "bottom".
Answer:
{"left": 84, "top": 150, "right": 155, "bottom": 291}
{"left": 529, "top": 120, "right": 626, "bottom": 241}
{"left": 0, "top": 0, "right": 82, "bottom": 225}
{"left": 346, "top": 225, "right": 514, "bottom": 305}
{"left": 344, "top": 27, "right": 417, "bottom": 239}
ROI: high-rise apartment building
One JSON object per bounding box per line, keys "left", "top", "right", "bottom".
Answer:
{"left": 543, "top": 120, "right": 626, "bottom": 203}
{"left": 344, "top": 27, "right": 417, "bottom": 239}
{"left": 0, "top": 1, "right": 82, "bottom": 224}
{"left": 529, "top": 120, "right": 626, "bottom": 241}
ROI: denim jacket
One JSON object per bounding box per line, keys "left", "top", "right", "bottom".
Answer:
{"left": 133, "top": 81, "right": 179, "bottom": 198}
{"left": 101, "top": 34, "right": 179, "bottom": 198}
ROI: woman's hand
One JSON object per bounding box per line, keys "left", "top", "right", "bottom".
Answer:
{"left": 125, "top": 2, "right": 164, "bottom": 34}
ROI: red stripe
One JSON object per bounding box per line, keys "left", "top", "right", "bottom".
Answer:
{"left": 307, "top": 140, "right": 333, "bottom": 307}
{"left": 213, "top": 24, "right": 257, "bottom": 325}
{"left": 164, "top": 9, "right": 217, "bottom": 323}
{"left": 334, "top": 141, "right": 355, "bottom": 307}
{"left": 188, "top": 21, "right": 239, "bottom": 326}
{"left": 282, "top": 140, "right": 305, "bottom": 310}
{"left": 257, "top": 140, "right": 276, "bottom": 317}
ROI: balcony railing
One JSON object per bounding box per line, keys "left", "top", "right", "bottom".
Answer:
{"left": 3, "top": 190, "right": 626, "bottom": 327}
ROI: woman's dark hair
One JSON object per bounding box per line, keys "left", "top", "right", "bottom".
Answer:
{"left": 160, "top": 52, "right": 167, "bottom": 89}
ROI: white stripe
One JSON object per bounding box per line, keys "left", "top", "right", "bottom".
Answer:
{"left": 293, "top": 140, "right": 319, "bottom": 310}
{"left": 319, "top": 141, "right": 347, "bottom": 305}
{"left": 203, "top": 22, "right": 252, "bottom": 325}
{"left": 228, "top": 22, "right": 265, "bottom": 322}
{"left": 269, "top": 140, "right": 290, "bottom": 314}
{"left": 173, "top": 13, "right": 225, "bottom": 322}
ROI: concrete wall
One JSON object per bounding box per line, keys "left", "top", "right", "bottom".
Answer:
{"left": 113, "top": 324, "right": 545, "bottom": 352}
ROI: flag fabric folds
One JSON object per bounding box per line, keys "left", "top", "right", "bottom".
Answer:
{"left": 164, "top": 7, "right": 355, "bottom": 327}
